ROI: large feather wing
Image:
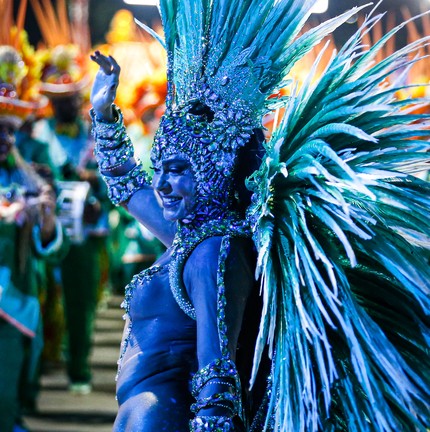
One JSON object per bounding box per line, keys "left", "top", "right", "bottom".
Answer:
{"left": 248, "top": 11, "right": 430, "bottom": 432}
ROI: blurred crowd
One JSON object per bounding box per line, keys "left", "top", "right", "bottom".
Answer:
{"left": 0, "top": 1, "right": 428, "bottom": 432}
{"left": 0, "top": 2, "right": 167, "bottom": 431}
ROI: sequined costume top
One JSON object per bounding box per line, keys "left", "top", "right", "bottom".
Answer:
{"left": 113, "top": 234, "right": 256, "bottom": 431}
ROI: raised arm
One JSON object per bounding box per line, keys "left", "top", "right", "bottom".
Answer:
{"left": 90, "top": 51, "right": 120, "bottom": 122}
{"left": 89, "top": 51, "right": 175, "bottom": 246}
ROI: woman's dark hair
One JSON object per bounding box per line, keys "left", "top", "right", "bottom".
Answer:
{"left": 188, "top": 100, "right": 266, "bottom": 214}
{"left": 233, "top": 128, "right": 265, "bottom": 215}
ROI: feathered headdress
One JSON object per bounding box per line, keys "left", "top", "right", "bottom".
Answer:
{"left": 30, "top": 0, "right": 90, "bottom": 98}
{"left": 0, "top": 0, "right": 47, "bottom": 128}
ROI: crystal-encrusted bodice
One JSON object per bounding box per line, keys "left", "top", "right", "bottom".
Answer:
{"left": 116, "top": 259, "right": 197, "bottom": 405}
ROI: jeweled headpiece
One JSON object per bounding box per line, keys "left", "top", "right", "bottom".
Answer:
{"left": 152, "top": 95, "right": 256, "bottom": 221}
{"left": 150, "top": 0, "right": 362, "bottom": 222}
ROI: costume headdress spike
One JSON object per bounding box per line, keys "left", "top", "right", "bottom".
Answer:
{"left": 158, "top": 0, "right": 368, "bottom": 112}
{"left": 0, "top": 0, "right": 28, "bottom": 48}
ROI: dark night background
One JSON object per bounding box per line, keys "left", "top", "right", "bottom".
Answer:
{"left": 19, "top": 0, "right": 429, "bottom": 48}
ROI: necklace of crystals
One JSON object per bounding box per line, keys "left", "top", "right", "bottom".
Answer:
{"left": 169, "top": 213, "right": 251, "bottom": 319}
{"left": 116, "top": 212, "right": 251, "bottom": 379}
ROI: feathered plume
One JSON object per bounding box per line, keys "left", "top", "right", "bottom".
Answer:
{"left": 158, "top": 0, "right": 368, "bottom": 116}
{"left": 248, "top": 7, "right": 430, "bottom": 431}
{"left": 29, "top": 0, "right": 90, "bottom": 52}
{"left": 0, "top": 0, "right": 28, "bottom": 48}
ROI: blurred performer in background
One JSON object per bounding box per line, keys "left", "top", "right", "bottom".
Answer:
{"left": 0, "top": 22, "right": 65, "bottom": 432}
{"left": 15, "top": 117, "right": 64, "bottom": 369}
{"left": 15, "top": 117, "right": 56, "bottom": 183}
{"left": 95, "top": 10, "right": 167, "bottom": 293}
{"left": 30, "top": 0, "right": 110, "bottom": 394}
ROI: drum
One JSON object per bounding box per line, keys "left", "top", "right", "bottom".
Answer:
{"left": 56, "top": 181, "right": 90, "bottom": 244}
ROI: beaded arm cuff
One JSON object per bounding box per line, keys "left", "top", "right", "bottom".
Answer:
{"left": 90, "top": 105, "right": 123, "bottom": 144}
{"left": 190, "top": 416, "right": 235, "bottom": 432}
{"left": 90, "top": 105, "right": 151, "bottom": 205}
{"left": 191, "top": 358, "right": 241, "bottom": 399}
{"left": 191, "top": 391, "right": 238, "bottom": 413}
{"left": 101, "top": 163, "right": 150, "bottom": 206}
{"left": 95, "top": 136, "right": 134, "bottom": 173}
{"left": 190, "top": 358, "right": 242, "bottom": 430}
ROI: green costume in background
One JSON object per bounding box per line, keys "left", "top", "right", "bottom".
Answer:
{"left": 0, "top": 155, "right": 65, "bottom": 432}
{"left": 15, "top": 128, "right": 56, "bottom": 180}
{"left": 15, "top": 127, "right": 66, "bottom": 415}
{"left": 35, "top": 113, "right": 110, "bottom": 388}
{"left": 0, "top": 12, "right": 67, "bottom": 429}
{"left": 108, "top": 206, "right": 165, "bottom": 294}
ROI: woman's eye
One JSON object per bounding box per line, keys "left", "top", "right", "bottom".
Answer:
{"left": 168, "top": 166, "right": 186, "bottom": 174}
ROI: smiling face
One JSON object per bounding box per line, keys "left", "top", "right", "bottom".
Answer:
{"left": 152, "top": 155, "right": 196, "bottom": 222}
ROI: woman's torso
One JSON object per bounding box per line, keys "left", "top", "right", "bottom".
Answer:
{"left": 114, "top": 235, "right": 259, "bottom": 431}
{"left": 113, "top": 248, "right": 198, "bottom": 431}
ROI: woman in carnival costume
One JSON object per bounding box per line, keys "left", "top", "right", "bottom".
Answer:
{"left": 90, "top": 0, "right": 430, "bottom": 430}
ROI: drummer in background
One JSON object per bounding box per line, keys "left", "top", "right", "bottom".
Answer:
{"left": 33, "top": 43, "right": 111, "bottom": 395}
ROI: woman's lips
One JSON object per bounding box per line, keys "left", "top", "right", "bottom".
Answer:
{"left": 161, "top": 196, "right": 181, "bottom": 208}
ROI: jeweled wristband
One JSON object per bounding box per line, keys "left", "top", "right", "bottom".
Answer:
{"left": 191, "top": 391, "right": 239, "bottom": 414}
{"left": 90, "top": 105, "right": 124, "bottom": 145}
{"left": 190, "top": 416, "right": 234, "bottom": 432}
{"left": 95, "top": 138, "right": 134, "bottom": 172}
{"left": 101, "top": 163, "right": 150, "bottom": 206}
{"left": 191, "top": 358, "right": 240, "bottom": 398}
{"left": 90, "top": 105, "right": 135, "bottom": 171}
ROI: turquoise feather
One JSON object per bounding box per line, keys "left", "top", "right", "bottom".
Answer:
{"left": 157, "top": 0, "right": 363, "bottom": 114}
{"left": 248, "top": 6, "right": 430, "bottom": 431}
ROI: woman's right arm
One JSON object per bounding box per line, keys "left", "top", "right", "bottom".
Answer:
{"left": 89, "top": 51, "right": 175, "bottom": 247}
{"left": 126, "top": 188, "right": 176, "bottom": 247}
{"left": 90, "top": 51, "right": 119, "bottom": 122}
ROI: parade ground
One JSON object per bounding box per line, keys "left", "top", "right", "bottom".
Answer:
{"left": 23, "top": 296, "right": 124, "bottom": 432}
